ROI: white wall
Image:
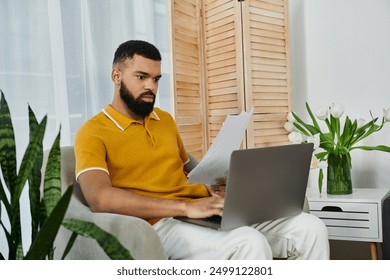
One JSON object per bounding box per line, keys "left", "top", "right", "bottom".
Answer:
{"left": 289, "top": 0, "right": 390, "bottom": 190}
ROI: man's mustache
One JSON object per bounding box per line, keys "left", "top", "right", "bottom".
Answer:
{"left": 138, "top": 90, "right": 156, "bottom": 102}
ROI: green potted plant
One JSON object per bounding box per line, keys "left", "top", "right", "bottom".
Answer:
{"left": 284, "top": 102, "right": 390, "bottom": 194}
{"left": 0, "top": 90, "right": 132, "bottom": 259}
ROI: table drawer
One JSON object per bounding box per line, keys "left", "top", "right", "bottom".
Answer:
{"left": 309, "top": 201, "right": 379, "bottom": 241}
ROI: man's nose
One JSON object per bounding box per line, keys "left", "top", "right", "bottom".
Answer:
{"left": 145, "top": 79, "right": 156, "bottom": 93}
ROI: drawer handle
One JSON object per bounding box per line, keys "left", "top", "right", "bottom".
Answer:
{"left": 321, "top": 206, "right": 343, "bottom": 212}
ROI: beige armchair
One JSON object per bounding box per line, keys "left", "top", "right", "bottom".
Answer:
{"left": 48, "top": 146, "right": 167, "bottom": 260}
{"left": 48, "top": 146, "right": 309, "bottom": 260}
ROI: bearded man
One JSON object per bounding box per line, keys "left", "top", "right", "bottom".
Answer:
{"left": 74, "top": 40, "right": 329, "bottom": 260}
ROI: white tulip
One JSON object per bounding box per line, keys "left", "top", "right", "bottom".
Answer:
{"left": 307, "top": 134, "right": 320, "bottom": 150}
{"left": 310, "top": 156, "right": 319, "bottom": 169}
{"left": 288, "top": 131, "right": 303, "bottom": 144}
{"left": 357, "top": 118, "right": 366, "bottom": 128}
{"left": 284, "top": 121, "right": 295, "bottom": 132}
{"left": 311, "top": 156, "right": 327, "bottom": 169}
{"left": 384, "top": 108, "right": 390, "bottom": 122}
{"left": 314, "top": 106, "right": 329, "bottom": 121}
{"left": 330, "top": 103, "right": 344, "bottom": 118}
{"left": 287, "top": 112, "right": 296, "bottom": 123}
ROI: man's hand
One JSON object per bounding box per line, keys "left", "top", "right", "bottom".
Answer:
{"left": 184, "top": 194, "right": 224, "bottom": 218}
{"left": 207, "top": 177, "right": 226, "bottom": 197}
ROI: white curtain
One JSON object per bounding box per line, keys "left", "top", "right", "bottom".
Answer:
{"left": 0, "top": 0, "right": 171, "bottom": 255}
{"left": 0, "top": 0, "right": 172, "bottom": 151}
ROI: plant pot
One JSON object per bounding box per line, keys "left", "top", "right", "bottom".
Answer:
{"left": 327, "top": 152, "right": 352, "bottom": 194}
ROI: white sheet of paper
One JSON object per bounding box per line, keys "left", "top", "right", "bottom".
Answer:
{"left": 187, "top": 108, "right": 253, "bottom": 185}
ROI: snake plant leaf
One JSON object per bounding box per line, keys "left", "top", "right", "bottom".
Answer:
{"left": 24, "top": 186, "right": 72, "bottom": 260}
{"left": 8, "top": 205, "right": 22, "bottom": 260}
{"left": 43, "top": 129, "right": 61, "bottom": 217}
{"left": 61, "top": 232, "right": 78, "bottom": 260}
{"left": 0, "top": 179, "right": 10, "bottom": 216}
{"left": 12, "top": 116, "right": 46, "bottom": 207}
{"left": 27, "top": 105, "right": 44, "bottom": 241}
{"left": 8, "top": 116, "right": 46, "bottom": 259}
{"left": 40, "top": 129, "right": 61, "bottom": 259}
{"left": 0, "top": 92, "right": 22, "bottom": 260}
{"left": 0, "top": 218, "right": 11, "bottom": 255}
{"left": 0, "top": 90, "right": 17, "bottom": 194}
{"left": 62, "top": 219, "right": 133, "bottom": 260}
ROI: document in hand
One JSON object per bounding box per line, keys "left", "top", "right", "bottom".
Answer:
{"left": 187, "top": 108, "right": 253, "bottom": 185}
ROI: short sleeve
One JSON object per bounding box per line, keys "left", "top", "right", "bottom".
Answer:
{"left": 74, "top": 121, "right": 108, "bottom": 180}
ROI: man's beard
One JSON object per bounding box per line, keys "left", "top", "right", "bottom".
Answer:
{"left": 119, "top": 82, "right": 155, "bottom": 118}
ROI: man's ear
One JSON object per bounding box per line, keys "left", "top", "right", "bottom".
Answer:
{"left": 112, "top": 68, "right": 122, "bottom": 85}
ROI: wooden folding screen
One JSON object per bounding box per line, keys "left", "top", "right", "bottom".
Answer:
{"left": 169, "top": 0, "right": 205, "bottom": 159}
{"left": 201, "top": 0, "right": 245, "bottom": 147}
{"left": 170, "top": 0, "right": 292, "bottom": 158}
{"left": 240, "top": 0, "right": 292, "bottom": 148}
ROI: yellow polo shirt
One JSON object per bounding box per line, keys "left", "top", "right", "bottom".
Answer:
{"left": 75, "top": 105, "right": 209, "bottom": 223}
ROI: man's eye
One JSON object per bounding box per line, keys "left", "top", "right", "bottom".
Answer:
{"left": 136, "top": 75, "right": 145, "bottom": 80}
{"left": 153, "top": 78, "right": 160, "bottom": 83}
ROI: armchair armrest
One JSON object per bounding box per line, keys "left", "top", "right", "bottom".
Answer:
{"left": 54, "top": 196, "right": 167, "bottom": 260}
{"left": 50, "top": 146, "right": 167, "bottom": 260}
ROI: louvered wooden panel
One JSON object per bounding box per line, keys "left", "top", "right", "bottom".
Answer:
{"left": 170, "top": 0, "right": 205, "bottom": 159}
{"left": 170, "top": 0, "right": 292, "bottom": 157}
{"left": 202, "top": 0, "right": 245, "bottom": 147}
{"left": 242, "top": 0, "right": 291, "bottom": 148}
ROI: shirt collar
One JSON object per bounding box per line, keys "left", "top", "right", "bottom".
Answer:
{"left": 102, "top": 105, "right": 160, "bottom": 131}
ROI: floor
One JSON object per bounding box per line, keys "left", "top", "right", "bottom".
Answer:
{"left": 329, "top": 240, "right": 380, "bottom": 260}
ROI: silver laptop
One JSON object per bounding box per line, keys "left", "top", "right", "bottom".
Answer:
{"left": 176, "top": 143, "right": 314, "bottom": 231}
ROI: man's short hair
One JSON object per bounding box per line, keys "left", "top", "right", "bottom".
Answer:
{"left": 113, "top": 40, "right": 161, "bottom": 66}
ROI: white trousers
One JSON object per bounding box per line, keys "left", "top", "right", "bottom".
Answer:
{"left": 153, "top": 213, "right": 329, "bottom": 260}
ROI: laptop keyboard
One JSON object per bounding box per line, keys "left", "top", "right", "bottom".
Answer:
{"left": 205, "top": 215, "right": 222, "bottom": 224}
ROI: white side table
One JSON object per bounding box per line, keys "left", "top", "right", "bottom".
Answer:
{"left": 306, "top": 188, "right": 390, "bottom": 260}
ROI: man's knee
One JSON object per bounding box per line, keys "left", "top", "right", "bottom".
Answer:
{"left": 227, "top": 227, "right": 273, "bottom": 260}
{"left": 300, "top": 213, "right": 329, "bottom": 240}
